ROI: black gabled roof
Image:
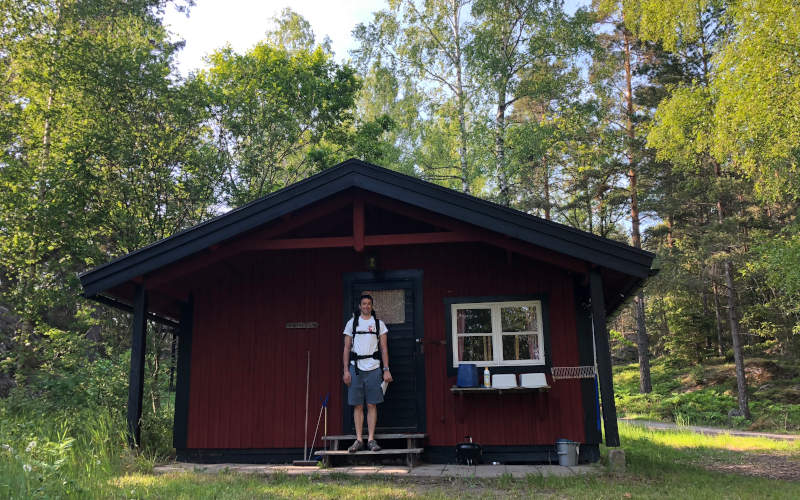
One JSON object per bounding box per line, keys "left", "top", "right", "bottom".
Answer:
{"left": 79, "top": 158, "right": 655, "bottom": 297}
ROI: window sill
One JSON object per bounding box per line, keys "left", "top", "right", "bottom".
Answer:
{"left": 450, "top": 385, "right": 550, "bottom": 395}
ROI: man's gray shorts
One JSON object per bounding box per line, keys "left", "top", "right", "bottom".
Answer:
{"left": 348, "top": 365, "right": 384, "bottom": 406}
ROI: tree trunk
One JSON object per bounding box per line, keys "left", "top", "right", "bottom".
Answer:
{"left": 724, "top": 260, "right": 751, "bottom": 419}
{"left": 622, "top": 23, "right": 651, "bottom": 393}
{"left": 542, "top": 160, "right": 551, "bottom": 220}
{"left": 711, "top": 154, "right": 750, "bottom": 418}
{"left": 496, "top": 85, "right": 508, "bottom": 206}
{"left": 168, "top": 333, "right": 177, "bottom": 392}
{"left": 633, "top": 293, "right": 652, "bottom": 392}
{"left": 667, "top": 215, "right": 674, "bottom": 248}
{"left": 712, "top": 274, "right": 725, "bottom": 356}
{"left": 41, "top": 88, "right": 54, "bottom": 179}
{"left": 702, "top": 287, "right": 712, "bottom": 349}
{"left": 450, "top": 1, "right": 470, "bottom": 194}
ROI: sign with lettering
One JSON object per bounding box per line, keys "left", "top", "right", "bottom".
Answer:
{"left": 285, "top": 322, "right": 319, "bottom": 329}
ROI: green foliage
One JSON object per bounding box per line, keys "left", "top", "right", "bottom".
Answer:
{"left": 742, "top": 227, "right": 800, "bottom": 351}
{"left": 1, "top": 3, "right": 800, "bottom": 496}
{"left": 636, "top": 0, "right": 799, "bottom": 383}
{"left": 201, "top": 42, "right": 361, "bottom": 206}
{"left": 0, "top": 391, "right": 124, "bottom": 497}
{"left": 713, "top": 0, "right": 800, "bottom": 201}
{"left": 615, "top": 357, "right": 800, "bottom": 431}
{"left": 352, "top": 0, "right": 497, "bottom": 193}
{"left": 0, "top": 324, "right": 175, "bottom": 495}
{"left": 265, "top": 7, "right": 322, "bottom": 54}
{"left": 16, "top": 423, "right": 794, "bottom": 499}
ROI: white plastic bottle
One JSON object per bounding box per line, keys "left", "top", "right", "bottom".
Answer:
{"left": 483, "top": 367, "right": 491, "bottom": 388}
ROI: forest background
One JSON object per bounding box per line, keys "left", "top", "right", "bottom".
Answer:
{"left": 1, "top": 0, "right": 799, "bottom": 476}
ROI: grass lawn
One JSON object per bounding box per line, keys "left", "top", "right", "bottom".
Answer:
{"left": 97, "top": 423, "right": 800, "bottom": 499}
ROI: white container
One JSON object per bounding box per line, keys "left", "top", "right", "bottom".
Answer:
{"left": 491, "top": 373, "right": 517, "bottom": 389}
{"left": 483, "top": 367, "right": 491, "bottom": 388}
{"left": 520, "top": 373, "right": 548, "bottom": 388}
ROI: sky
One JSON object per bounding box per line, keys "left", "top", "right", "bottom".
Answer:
{"left": 163, "top": 0, "right": 384, "bottom": 76}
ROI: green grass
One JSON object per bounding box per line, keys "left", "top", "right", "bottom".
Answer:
{"left": 614, "top": 357, "right": 800, "bottom": 432}
{"left": 92, "top": 424, "right": 800, "bottom": 499}
{"left": 3, "top": 403, "right": 799, "bottom": 498}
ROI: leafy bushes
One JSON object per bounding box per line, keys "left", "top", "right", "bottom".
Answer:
{"left": 0, "top": 332, "right": 175, "bottom": 496}
{"left": 0, "top": 406, "right": 125, "bottom": 497}
{"left": 614, "top": 358, "right": 800, "bottom": 431}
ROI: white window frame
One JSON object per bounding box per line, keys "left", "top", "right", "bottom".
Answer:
{"left": 450, "top": 300, "right": 545, "bottom": 368}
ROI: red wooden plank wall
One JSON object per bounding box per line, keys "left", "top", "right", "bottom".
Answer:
{"left": 185, "top": 243, "right": 585, "bottom": 449}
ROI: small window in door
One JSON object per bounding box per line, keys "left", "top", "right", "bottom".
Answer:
{"left": 361, "top": 289, "right": 405, "bottom": 324}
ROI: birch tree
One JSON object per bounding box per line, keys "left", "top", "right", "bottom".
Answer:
{"left": 352, "top": 0, "right": 478, "bottom": 192}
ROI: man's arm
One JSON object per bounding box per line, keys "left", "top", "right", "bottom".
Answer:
{"left": 380, "top": 332, "right": 393, "bottom": 382}
{"left": 342, "top": 335, "right": 352, "bottom": 385}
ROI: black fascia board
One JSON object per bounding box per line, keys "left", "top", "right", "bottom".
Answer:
{"left": 349, "top": 166, "right": 654, "bottom": 276}
{"left": 80, "top": 166, "right": 357, "bottom": 297}
{"left": 80, "top": 159, "right": 655, "bottom": 297}
{"left": 355, "top": 163, "right": 653, "bottom": 265}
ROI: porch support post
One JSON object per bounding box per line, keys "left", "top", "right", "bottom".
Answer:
{"left": 127, "top": 284, "right": 148, "bottom": 448}
{"left": 173, "top": 296, "right": 194, "bottom": 450}
{"left": 590, "top": 269, "right": 620, "bottom": 447}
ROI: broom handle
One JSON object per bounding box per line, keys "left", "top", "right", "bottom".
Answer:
{"left": 308, "top": 404, "right": 324, "bottom": 458}
{"left": 304, "top": 351, "right": 310, "bottom": 461}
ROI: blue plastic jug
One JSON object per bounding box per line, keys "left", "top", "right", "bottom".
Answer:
{"left": 456, "top": 364, "right": 478, "bottom": 387}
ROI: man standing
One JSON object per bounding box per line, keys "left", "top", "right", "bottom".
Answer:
{"left": 342, "top": 294, "right": 393, "bottom": 452}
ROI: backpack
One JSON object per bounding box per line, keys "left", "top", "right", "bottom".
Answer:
{"left": 349, "top": 311, "right": 383, "bottom": 374}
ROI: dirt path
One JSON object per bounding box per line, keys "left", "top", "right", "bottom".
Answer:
{"left": 620, "top": 418, "right": 800, "bottom": 441}
{"left": 698, "top": 452, "right": 800, "bottom": 481}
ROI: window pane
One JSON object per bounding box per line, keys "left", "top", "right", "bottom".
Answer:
{"left": 457, "top": 335, "right": 493, "bottom": 362}
{"left": 362, "top": 289, "right": 405, "bottom": 324}
{"left": 502, "top": 334, "right": 540, "bottom": 361}
{"left": 501, "top": 305, "right": 538, "bottom": 332}
{"left": 456, "top": 308, "right": 492, "bottom": 333}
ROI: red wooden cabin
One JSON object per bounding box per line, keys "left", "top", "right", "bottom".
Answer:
{"left": 79, "top": 159, "right": 655, "bottom": 464}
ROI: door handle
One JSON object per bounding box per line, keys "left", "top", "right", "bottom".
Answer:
{"left": 415, "top": 338, "right": 423, "bottom": 354}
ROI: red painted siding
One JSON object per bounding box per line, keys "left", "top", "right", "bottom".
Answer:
{"left": 185, "top": 241, "right": 587, "bottom": 449}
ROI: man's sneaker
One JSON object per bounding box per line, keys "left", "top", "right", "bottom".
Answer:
{"left": 367, "top": 440, "right": 381, "bottom": 452}
{"left": 348, "top": 439, "right": 364, "bottom": 453}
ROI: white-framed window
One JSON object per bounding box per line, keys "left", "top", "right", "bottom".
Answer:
{"left": 450, "top": 300, "right": 544, "bottom": 367}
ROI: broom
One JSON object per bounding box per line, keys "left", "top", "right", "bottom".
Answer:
{"left": 306, "top": 393, "right": 330, "bottom": 461}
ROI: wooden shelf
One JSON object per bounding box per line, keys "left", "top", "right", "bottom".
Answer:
{"left": 450, "top": 385, "right": 550, "bottom": 395}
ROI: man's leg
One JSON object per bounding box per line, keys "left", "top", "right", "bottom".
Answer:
{"left": 364, "top": 368, "right": 384, "bottom": 451}
{"left": 366, "top": 404, "right": 377, "bottom": 442}
{"left": 353, "top": 404, "right": 364, "bottom": 441}
{"left": 347, "top": 366, "right": 366, "bottom": 453}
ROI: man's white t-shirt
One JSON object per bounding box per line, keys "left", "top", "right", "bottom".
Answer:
{"left": 343, "top": 316, "right": 388, "bottom": 372}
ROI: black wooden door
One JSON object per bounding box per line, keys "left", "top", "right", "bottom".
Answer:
{"left": 342, "top": 270, "right": 425, "bottom": 433}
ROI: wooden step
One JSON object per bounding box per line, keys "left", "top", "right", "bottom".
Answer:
{"left": 316, "top": 448, "right": 423, "bottom": 456}
{"left": 323, "top": 433, "right": 427, "bottom": 441}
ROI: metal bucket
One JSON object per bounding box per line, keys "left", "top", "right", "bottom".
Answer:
{"left": 556, "top": 439, "right": 579, "bottom": 466}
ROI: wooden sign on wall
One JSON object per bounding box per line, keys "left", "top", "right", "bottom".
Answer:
{"left": 285, "top": 322, "right": 319, "bottom": 329}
